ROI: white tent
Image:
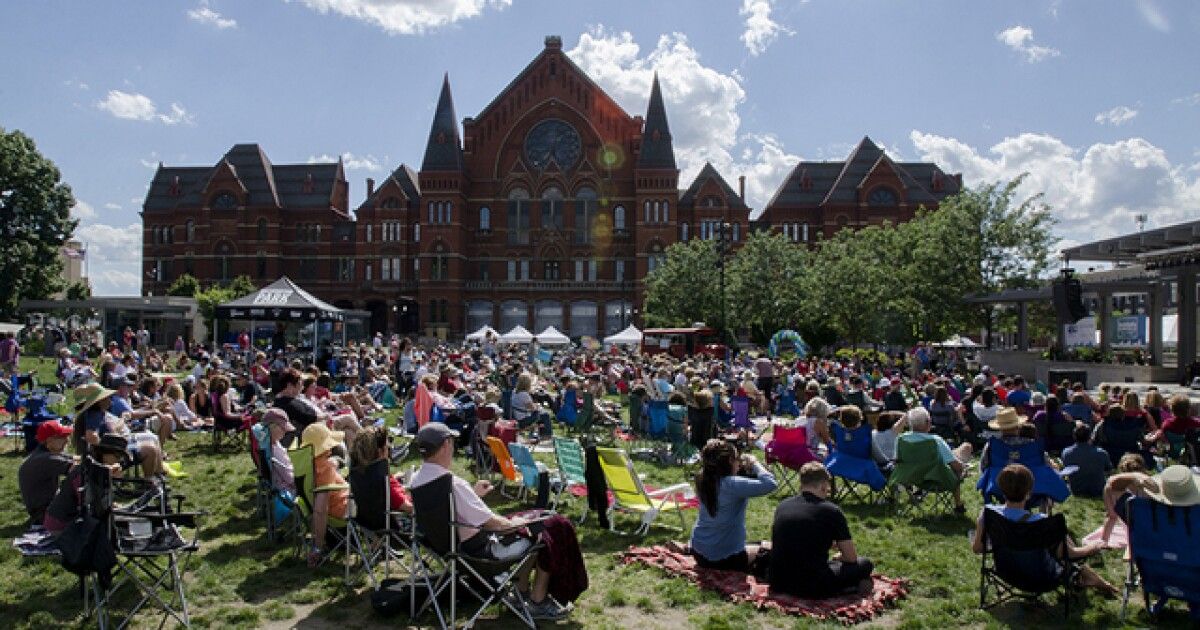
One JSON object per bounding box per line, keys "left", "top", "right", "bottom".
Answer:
{"left": 499, "top": 325, "right": 534, "bottom": 344}
{"left": 604, "top": 324, "right": 643, "bottom": 346}
{"left": 934, "top": 334, "right": 979, "bottom": 348}
{"left": 536, "top": 326, "right": 571, "bottom": 346}
{"left": 465, "top": 325, "right": 499, "bottom": 342}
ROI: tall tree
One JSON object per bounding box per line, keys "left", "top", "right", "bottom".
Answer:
{"left": 0, "top": 128, "right": 77, "bottom": 319}
{"left": 167, "top": 273, "right": 201, "bottom": 297}
{"left": 725, "top": 230, "right": 811, "bottom": 343}
{"left": 65, "top": 280, "right": 91, "bottom": 300}
{"left": 806, "top": 224, "right": 897, "bottom": 347}
{"left": 643, "top": 239, "right": 722, "bottom": 328}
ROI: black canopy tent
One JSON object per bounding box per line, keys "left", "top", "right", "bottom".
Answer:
{"left": 214, "top": 276, "right": 344, "bottom": 362}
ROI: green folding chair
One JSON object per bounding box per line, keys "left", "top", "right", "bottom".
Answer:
{"left": 552, "top": 436, "right": 590, "bottom": 522}
{"left": 887, "top": 437, "right": 961, "bottom": 517}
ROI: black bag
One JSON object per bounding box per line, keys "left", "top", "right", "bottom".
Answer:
{"left": 57, "top": 514, "right": 117, "bottom": 588}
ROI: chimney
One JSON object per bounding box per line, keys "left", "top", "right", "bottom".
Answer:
{"left": 738, "top": 175, "right": 746, "bottom": 201}
{"left": 366, "top": 178, "right": 375, "bottom": 198}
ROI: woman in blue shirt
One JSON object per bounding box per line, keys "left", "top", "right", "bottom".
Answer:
{"left": 689, "top": 439, "right": 778, "bottom": 571}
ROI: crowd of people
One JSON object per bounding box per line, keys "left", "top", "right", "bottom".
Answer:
{"left": 10, "top": 327, "right": 1200, "bottom": 622}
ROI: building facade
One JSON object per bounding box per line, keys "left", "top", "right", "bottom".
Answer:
{"left": 141, "top": 35, "right": 958, "bottom": 340}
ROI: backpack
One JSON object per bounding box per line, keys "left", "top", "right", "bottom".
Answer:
{"left": 56, "top": 514, "right": 117, "bottom": 588}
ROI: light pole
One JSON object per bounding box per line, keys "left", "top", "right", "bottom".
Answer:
{"left": 718, "top": 221, "right": 731, "bottom": 339}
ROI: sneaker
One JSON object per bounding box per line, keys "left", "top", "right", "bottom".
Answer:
{"left": 525, "top": 597, "right": 569, "bottom": 621}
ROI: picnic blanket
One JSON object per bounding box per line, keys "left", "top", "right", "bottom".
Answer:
{"left": 621, "top": 545, "right": 907, "bottom": 625}
{"left": 568, "top": 485, "right": 700, "bottom": 510}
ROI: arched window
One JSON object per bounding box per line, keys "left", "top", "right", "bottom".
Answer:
{"left": 614, "top": 205, "right": 626, "bottom": 231}
{"left": 428, "top": 202, "right": 435, "bottom": 224}
{"left": 499, "top": 300, "right": 527, "bottom": 331}
{"left": 534, "top": 300, "right": 564, "bottom": 332}
{"left": 541, "top": 187, "right": 564, "bottom": 230}
{"left": 569, "top": 301, "right": 597, "bottom": 338}
{"left": 442, "top": 201, "right": 451, "bottom": 224}
{"left": 212, "top": 192, "right": 237, "bottom": 209}
{"left": 479, "top": 206, "right": 491, "bottom": 231}
{"left": 648, "top": 243, "right": 665, "bottom": 273}
{"left": 185, "top": 219, "right": 195, "bottom": 243}
{"left": 507, "top": 188, "right": 530, "bottom": 244}
{"left": 662, "top": 200, "right": 669, "bottom": 223}
{"left": 573, "top": 187, "right": 596, "bottom": 244}
{"left": 215, "top": 241, "right": 234, "bottom": 280}
{"left": 466, "top": 301, "right": 493, "bottom": 332}
{"left": 644, "top": 200, "right": 651, "bottom": 224}
{"left": 680, "top": 222, "right": 689, "bottom": 241}
{"left": 256, "top": 218, "right": 268, "bottom": 241}
{"left": 868, "top": 187, "right": 898, "bottom": 206}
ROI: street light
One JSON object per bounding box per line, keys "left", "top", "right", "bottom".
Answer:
{"left": 718, "top": 221, "right": 731, "bottom": 338}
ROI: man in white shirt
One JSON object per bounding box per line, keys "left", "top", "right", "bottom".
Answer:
{"left": 408, "top": 424, "right": 569, "bottom": 620}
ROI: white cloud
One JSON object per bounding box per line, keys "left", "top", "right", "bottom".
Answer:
{"left": 104, "top": 203, "right": 122, "bottom": 210}
{"left": 568, "top": 27, "right": 800, "bottom": 213}
{"left": 73, "top": 222, "right": 143, "bottom": 296}
{"left": 187, "top": 3, "right": 238, "bottom": 29}
{"left": 71, "top": 201, "right": 97, "bottom": 221}
{"left": 96, "top": 90, "right": 194, "bottom": 125}
{"left": 1136, "top": 0, "right": 1170, "bottom": 32}
{"left": 739, "top": 0, "right": 792, "bottom": 56}
{"left": 1172, "top": 92, "right": 1200, "bottom": 108}
{"left": 910, "top": 130, "right": 1200, "bottom": 246}
{"left": 308, "top": 152, "right": 383, "bottom": 172}
{"left": 292, "top": 0, "right": 511, "bottom": 35}
{"left": 1094, "top": 105, "right": 1139, "bottom": 126}
{"left": 996, "top": 25, "right": 1060, "bottom": 63}
{"left": 63, "top": 78, "right": 89, "bottom": 90}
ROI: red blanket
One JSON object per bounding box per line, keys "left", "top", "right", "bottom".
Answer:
{"left": 621, "top": 545, "right": 907, "bottom": 625}
{"left": 568, "top": 485, "right": 700, "bottom": 510}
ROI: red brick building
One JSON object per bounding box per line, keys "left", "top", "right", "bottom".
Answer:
{"left": 141, "top": 36, "right": 958, "bottom": 339}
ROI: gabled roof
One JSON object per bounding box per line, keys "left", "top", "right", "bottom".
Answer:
{"left": 223, "top": 143, "right": 281, "bottom": 207}
{"left": 679, "top": 162, "right": 746, "bottom": 209}
{"left": 637, "top": 74, "right": 677, "bottom": 170}
{"left": 421, "top": 74, "right": 464, "bottom": 172}
{"left": 822, "top": 136, "right": 884, "bottom": 205}
{"left": 357, "top": 164, "right": 421, "bottom": 211}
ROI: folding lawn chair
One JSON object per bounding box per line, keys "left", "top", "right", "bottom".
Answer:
{"left": 551, "top": 437, "right": 589, "bottom": 522}
{"left": 287, "top": 444, "right": 349, "bottom": 565}
{"left": 557, "top": 389, "right": 578, "bottom": 428}
{"left": 506, "top": 442, "right": 548, "bottom": 504}
{"left": 1096, "top": 418, "right": 1152, "bottom": 469}
{"left": 775, "top": 391, "right": 800, "bottom": 417}
{"left": 977, "top": 438, "right": 1070, "bottom": 508}
{"left": 409, "top": 474, "right": 544, "bottom": 629}
{"left": 1121, "top": 496, "right": 1200, "bottom": 622}
{"left": 825, "top": 423, "right": 887, "bottom": 503}
{"left": 594, "top": 447, "right": 693, "bottom": 536}
{"left": 575, "top": 392, "right": 596, "bottom": 434}
{"left": 627, "top": 391, "right": 646, "bottom": 434}
{"left": 484, "top": 436, "right": 524, "bottom": 499}
{"left": 346, "top": 459, "right": 411, "bottom": 589}
{"left": 210, "top": 392, "right": 248, "bottom": 451}
{"left": 730, "top": 395, "right": 754, "bottom": 430}
{"left": 887, "top": 438, "right": 960, "bottom": 516}
{"left": 764, "top": 424, "right": 816, "bottom": 495}
{"left": 470, "top": 408, "right": 497, "bottom": 477}
{"left": 979, "top": 508, "right": 1077, "bottom": 616}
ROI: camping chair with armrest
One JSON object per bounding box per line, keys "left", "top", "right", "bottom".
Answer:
{"left": 730, "top": 395, "right": 754, "bottom": 431}
{"left": 1120, "top": 496, "right": 1200, "bottom": 622}
{"left": 825, "top": 422, "right": 888, "bottom": 503}
{"left": 551, "top": 437, "right": 588, "bottom": 522}
{"left": 470, "top": 406, "right": 497, "bottom": 477}
{"left": 979, "top": 508, "right": 1078, "bottom": 616}
{"left": 408, "top": 474, "right": 544, "bottom": 629}
{"left": 775, "top": 391, "right": 800, "bottom": 417}
{"left": 764, "top": 424, "right": 816, "bottom": 495}
{"left": 887, "top": 437, "right": 961, "bottom": 516}
{"left": 595, "top": 447, "right": 694, "bottom": 536}
{"left": 484, "top": 436, "right": 524, "bottom": 500}
{"left": 574, "top": 392, "right": 596, "bottom": 435}
{"left": 556, "top": 389, "right": 578, "bottom": 428}
{"left": 627, "top": 391, "right": 646, "bottom": 434}
{"left": 345, "top": 458, "right": 410, "bottom": 589}
{"left": 1043, "top": 417, "right": 1076, "bottom": 456}
{"left": 665, "top": 404, "right": 697, "bottom": 466}
{"left": 1096, "top": 418, "right": 1152, "bottom": 469}
{"left": 210, "top": 392, "right": 247, "bottom": 451}
{"left": 506, "top": 443, "right": 549, "bottom": 505}
{"left": 248, "top": 423, "right": 302, "bottom": 543}
{"left": 287, "top": 444, "right": 349, "bottom": 565}
{"left": 976, "top": 438, "right": 1071, "bottom": 509}
{"left": 1062, "top": 403, "right": 1093, "bottom": 425}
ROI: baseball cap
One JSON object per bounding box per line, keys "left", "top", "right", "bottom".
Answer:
{"left": 261, "top": 408, "right": 294, "bottom": 432}
{"left": 36, "top": 420, "right": 73, "bottom": 443}
{"left": 415, "top": 423, "right": 459, "bottom": 457}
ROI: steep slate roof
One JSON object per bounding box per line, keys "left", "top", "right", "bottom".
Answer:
{"left": 143, "top": 144, "right": 341, "bottom": 211}
{"left": 679, "top": 162, "right": 747, "bottom": 209}
{"left": 421, "top": 74, "right": 464, "bottom": 172}
{"left": 637, "top": 73, "right": 677, "bottom": 170}
{"left": 357, "top": 164, "right": 422, "bottom": 211}
{"left": 822, "top": 136, "right": 884, "bottom": 205}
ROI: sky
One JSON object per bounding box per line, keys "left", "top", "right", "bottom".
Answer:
{"left": 2, "top": 0, "right": 1199, "bottom": 295}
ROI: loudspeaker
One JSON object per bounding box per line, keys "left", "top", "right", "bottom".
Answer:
{"left": 1052, "top": 276, "right": 1087, "bottom": 324}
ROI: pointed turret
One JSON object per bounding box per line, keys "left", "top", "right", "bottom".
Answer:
{"left": 637, "top": 73, "right": 677, "bottom": 170}
{"left": 421, "top": 73, "right": 464, "bottom": 172}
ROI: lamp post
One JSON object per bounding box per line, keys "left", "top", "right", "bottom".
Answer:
{"left": 718, "top": 221, "right": 731, "bottom": 339}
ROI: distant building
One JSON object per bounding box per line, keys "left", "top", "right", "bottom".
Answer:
{"left": 141, "top": 35, "right": 959, "bottom": 339}
{"left": 57, "top": 239, "right": 88, "bottom": 297}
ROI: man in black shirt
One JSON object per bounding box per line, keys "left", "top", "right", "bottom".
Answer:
{"left": 273, "top": 368, "right": 320, "bottom": 445}
{"left": 769, "top": 462, "right": 873, "bottom": 598}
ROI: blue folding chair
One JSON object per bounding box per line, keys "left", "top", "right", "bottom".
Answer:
{"left": 557, "top": 389, "right": 578, "bottom": 427}
{"left": 1122, "top": 495, "right": 1200, "bottom": 622}
{"left": 976, "top": 437, "right": 1071, "bottom": 505}
{"left": 646, "top": 400, "right": 669, "bottom": 439}
{"left": 776, "top": 390, "right": 800, "bottom": 417}
{"left": 506, "top": 442, "right": 544, "bottom": 503}
{"left": 730, "top": 395, "right": 754, "bottom": 430}
{"left": 826, "top": 422, "right": 887, "bottom": 502}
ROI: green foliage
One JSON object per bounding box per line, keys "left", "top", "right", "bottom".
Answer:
{"left": 834, "top": 347, "right": 889, "bottom": 364}
{"left": 227, "top": 274, "right": 256, "bottom": 298}
{"left": 167, "top": 272, "right": 201, "bottom": 297}
{"left": 643, "top": 239, "right": 722, "bottom": 328}
{"left": 806, "top": 224, "right": 898, "bottom": 346}
{"left": 725, "top": 230, "right": 810, "bottom": 343}
{"left": 0, "top": 128, "right": 78, "bottom": 319}
{"left": 195, "top": 275, "right": 257, "bottom": 341}
{"left": 64, "top": 280, "right": 91, "bottom": 300}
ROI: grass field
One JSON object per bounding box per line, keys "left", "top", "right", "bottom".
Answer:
{"left": 0, "top": 356, "right": 1195, "bottom": 629}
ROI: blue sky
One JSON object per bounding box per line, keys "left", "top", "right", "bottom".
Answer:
{"left": 2, "top": 0, "right": 1198, "bottom": 295}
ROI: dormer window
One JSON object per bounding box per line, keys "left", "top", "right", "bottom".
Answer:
{"left": 868, "top": 187, "right": 898, "bottom": 206}
{"left": 212, "top": 192, "right": 237, "bottom": 209}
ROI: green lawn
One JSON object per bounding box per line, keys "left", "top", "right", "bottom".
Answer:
{"left": 0, "top": 358, "right": 1195, "bottom": 628}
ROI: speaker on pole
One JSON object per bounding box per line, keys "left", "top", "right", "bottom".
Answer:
{"left": 1052, "top": 269, "right": 1087, "bottom": 324}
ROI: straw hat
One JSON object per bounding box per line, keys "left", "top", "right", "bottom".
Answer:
{"left": 300, "top": 422, "right": 344, "bottom": 456}
{"left": 74, "top": 382, "right": 116, "bottom": 415}
{"left": 988, "top": 407, "right": 1027, "bottom": 431}
{"left": 1145, "top": 465, "right": 1200, "bottom": 507}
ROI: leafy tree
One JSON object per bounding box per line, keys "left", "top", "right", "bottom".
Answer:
{"left": 195, "top": 276, "right": 256, "bottom": 343}
{"left": 725, "top": 230, "right": 811, "bottom": 344}
{"left": 0, "top": 128, "right": 78, "bottom": 319}
{"left": 167, "top": 273, "right": 201, "bottom": 297}
{"left": 65, "top": 280, "right": 91, "bottom": 300}
{"left": 643, "top": 240, "right": 722, "bottom": 328}
{"left": 805, "top": 224, "right": 897, "bottom": 347}
{"left": 227, "top": 275, "right": 257, "bottom": 299}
